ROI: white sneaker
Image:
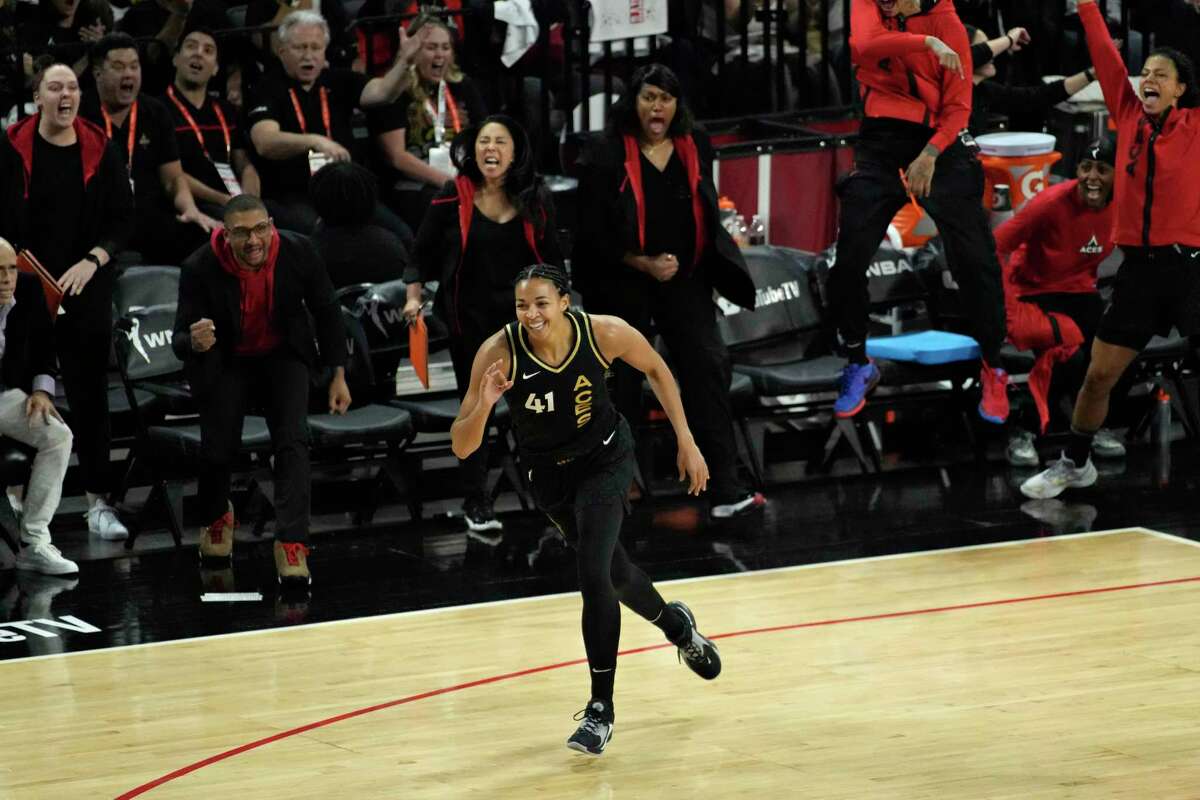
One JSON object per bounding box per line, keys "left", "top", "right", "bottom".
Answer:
{"left": 86, "top": 499, "right": 129, "bottom": 541}
{"left": 15, "top": 542, "right": 79, "bottom": 576}
{"left": 1092, "top": 428, "right": 1127, "bottom": 459}
{"left": 1019, "top": 453, "right": 1098, "bottom": 499}
{"left": 1005, "top": 431, "right": 1039, "bottom": 466}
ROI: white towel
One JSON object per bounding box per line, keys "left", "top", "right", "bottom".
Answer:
{"left": 494, "top": 0, "right": 540, "bottom": 68}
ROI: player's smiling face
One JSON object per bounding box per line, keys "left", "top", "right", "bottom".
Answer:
{"left": 514, "top": 277, "right": 569, "bottom": 340}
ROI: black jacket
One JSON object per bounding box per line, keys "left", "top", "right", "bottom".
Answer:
{"left": 173, "top": 231, "right": 347, "bottom": 388}
{"left": 573, "top": 128, "right": 756, "bottom": 313}
{"left": 1, "top": 274, "right": 57, "bottom": 393}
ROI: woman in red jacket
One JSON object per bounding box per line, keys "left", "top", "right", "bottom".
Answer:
{"left": 1021, "top": 0, "right": 1199, "bottom": 500}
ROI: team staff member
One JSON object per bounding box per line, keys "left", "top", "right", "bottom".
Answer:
{"left": 0, "top": 61, "right": 133, "bottom": 541}
{"left": 574, "top": 64, "right": 763, "bottom": 519}
{"left": 244, "top": 11, "right": 421, "bottom": 238}
{"left": 83, "top": 33, "right": 220, "bottom": 263}
{"left": 1022, "top": 0, "right": 1200, "bottom": 500}
{"left": 997, "top": 137, "right": 1122, "bottom": 465}
{"left": 451, "top": 264, "right": 722, "bottom": 756}
{"left": 403, "top": 115, "right": 561, "bottom": 534}
{"left": 173, "top": 195, "right": 350, "bottom": 584}
{"left": 831, "top": 0, "right": 1010, "bottom": 424}
{"left": 163, "top": 28, "right": 261, "bottom": 214}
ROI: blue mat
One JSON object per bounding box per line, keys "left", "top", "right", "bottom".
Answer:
{"left": 866, "top": 331, "right": 981, "bottom": 365}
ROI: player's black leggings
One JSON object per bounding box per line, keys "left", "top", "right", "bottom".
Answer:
{"left": 534, "top": 416, "right": 683, "bottom": 704}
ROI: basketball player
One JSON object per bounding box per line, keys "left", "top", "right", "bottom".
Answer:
{"left": 1021, "top": 0, "right": 1199, "bottom": 499}
{"left": 450, "top": 264, "right": 721, "bottom": 756}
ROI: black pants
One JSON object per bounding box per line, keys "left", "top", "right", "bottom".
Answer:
{"left": 829, "top": 136, "right": 1006, "bottom": 364}
{"left": 55, "top": 297, "right": 113, "bottom": 495}
{"left": 197, "top": 351, "right": 312, "bottom": 543}
{"left": 587, "top": 273, "right": 746, "bottom": 502}
{"left": 533, "top": 416, "right": 669, "bottom": 700}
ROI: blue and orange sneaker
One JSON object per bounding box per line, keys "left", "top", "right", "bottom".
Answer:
{"left": 834, "top": 360, "right": 881, "bottom": 418}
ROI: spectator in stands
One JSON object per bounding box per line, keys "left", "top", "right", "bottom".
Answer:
{"left": 244, "top": 0, "right": 351, "bottom": 70}
{"left": 117, "top": 0, "right": 228, "bottom": 95}
{"left": 574, "top": 65, "right": 764, "bottom": 519}
{"left": 82, "top": 33, "right": 220, "bottom": 262}
{"left": 162, "top": 28, "right": 261, "bottom": 216}
{"left": 16, "top": 0, "right": 112, "bottom": 77}
{"left": 0, "top": 238, "right": 77, "bottom": 576}
{"left": 173, "top": 194, "right": 350, "bottom": 585}
{"left": 0, "top": 61, "right": 133, "bottom": 540}
{"left": 997, "top": 136, "right": 1125, "bottom": 466}
{"left": 831, "top": 0, "right": 1009, "bottom": 424}
{"left": 967, "top": 24, "right": 1098, "bottom": 134}
{"left": 368, "top": 13, "right": 487, "bottom": 233}
{"left": 309, "top": 161, "right": 407, "bottom": 288}
{"left": 402, "top": 114, "right": 561, "bottom": 533}
{"left": 244, "top": 11, "right": 421, "bottom": 239}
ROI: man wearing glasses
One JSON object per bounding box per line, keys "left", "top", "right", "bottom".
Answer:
{"left": 173, "top": 194, "right": 349, "bottom": 586}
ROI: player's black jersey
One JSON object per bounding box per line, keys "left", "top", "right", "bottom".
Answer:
{"left": 503, "top": 309, "right": 618, "bottom": 462}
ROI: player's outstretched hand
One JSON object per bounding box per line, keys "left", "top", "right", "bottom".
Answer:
{"left": 677, "top": 439, "right": 709, "bottom": 496}
{"left": 481, "top": 359, "right": 513, "bottom": 407}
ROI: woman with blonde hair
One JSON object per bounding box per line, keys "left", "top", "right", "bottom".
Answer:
{"left": 369, "top": 12, "right": 487, "bottom": 230}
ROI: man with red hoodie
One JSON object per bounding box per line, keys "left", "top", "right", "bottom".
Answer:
{"left": 173, "top": 194, "right": 350, "bottom": 585}
{"left": 829, "top": 0, "right": 1010, "bottom": 424}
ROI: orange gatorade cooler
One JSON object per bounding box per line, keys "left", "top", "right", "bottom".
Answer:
{"left": 977, "top": 132, "right": 1062, "bottom": 212}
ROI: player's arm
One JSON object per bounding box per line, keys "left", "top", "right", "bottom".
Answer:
{"left": 591, "top": 315, "right": 709, "bottom": 495}
{"left": 450, "top": 331, "right": 512, "bottom": 459}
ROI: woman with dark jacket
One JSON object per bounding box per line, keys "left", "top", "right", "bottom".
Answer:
{"left": 403, "top": 114, "right": 562, "bottom": 533}
{"left": 573, "top": 63, "right": 763, "bottom": 519}
{"left": 0, "top": 61, "right": 134, "bottom": 540}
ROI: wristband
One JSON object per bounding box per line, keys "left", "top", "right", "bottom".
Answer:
{"left": 83, "top": 253, "right": 102, "bottom": 268}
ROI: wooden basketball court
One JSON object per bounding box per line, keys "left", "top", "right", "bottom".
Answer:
{"left": 4, "top": 527, "right": 1199, "bottom": 798}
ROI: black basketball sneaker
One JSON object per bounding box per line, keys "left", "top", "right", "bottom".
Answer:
{"left": 668, "top": 601, "right": 722, "bottom": 680}
{"left": 566, "top": 699, "right": 614, "bottom": 756}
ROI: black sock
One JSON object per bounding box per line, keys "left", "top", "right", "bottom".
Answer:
{"left": 653, "top": 602, "right": 688, "bottom": 644}
{"left": 844, "top": 341, "right": 868, "bottom": 365}
{"left": 1065, "top": 428, "right": 1095, "bottom": 465}
{"left": 589, "top": 669, "right": 616, "bottom": 706}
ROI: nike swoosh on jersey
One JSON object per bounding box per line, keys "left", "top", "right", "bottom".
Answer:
{"left": 603, "top": 431, "right": 615, "bottom": 445}
{"left": 523, "top": 371, "right": 542, "bottom": 379}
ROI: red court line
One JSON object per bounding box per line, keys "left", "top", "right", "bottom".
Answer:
{"left": 115, "top": 573, "right": 1200, "bottom": 799}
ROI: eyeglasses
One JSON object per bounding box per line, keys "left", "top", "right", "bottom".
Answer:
{"left": 227, "top": 220, "right": 273, "bottom": 242}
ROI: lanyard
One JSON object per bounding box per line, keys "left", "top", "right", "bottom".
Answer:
{"left": 167, "top": 86, "right": 232, "bottom": 163}
{"left": 424, "top": 81, "right": 461, "bottom": 144}
{"left": 289, "top": 86, "right": 331, "bottom": 138}
{"left": 101, "top": 101, "right": 138, "bottom": 172}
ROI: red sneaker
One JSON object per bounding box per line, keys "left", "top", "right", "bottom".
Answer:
{"left": 199, "top": 502, "right": 236, "bottom": 559}
{"left": 274, "top": 541, "right": 311, "bottom": 584}
{"left": 979, "top": 363, "right": 1010, "bottom": 424}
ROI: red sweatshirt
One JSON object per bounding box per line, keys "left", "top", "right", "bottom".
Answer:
{"left": 1079, "top": 1, "right": 1200, "bottom": 248}
{"left": 849, "top": 0, "right": 973, "bottom": 153}
{"left": 995, "top": 179, "right": 1115, "bottom": 297}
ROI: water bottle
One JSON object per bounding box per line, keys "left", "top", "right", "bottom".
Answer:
{"left": 719, "top": 196, "right": 738, "bottom": 237}
{"left": 748, "top": 215, "right": 767, "bottom": 246}
{"left": 733, "top": 214, "right": 749, "bottom": 248}
{"left": 1152, "top": 387, "right": 1172, "bottom": 445}
{"left": 989, "top": 184, "right": 1014, "bottom": 230}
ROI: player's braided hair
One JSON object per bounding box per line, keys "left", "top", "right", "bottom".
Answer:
{"left": 513, "top": 263, "right": 570, "bottom": 296}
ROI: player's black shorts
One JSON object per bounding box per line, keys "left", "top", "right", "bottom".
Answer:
{"left": 526, "top": 415, "right": 635, "bottom": 544}
{"left": 1097, "top": 244, "right": 1200, "bottom": 351}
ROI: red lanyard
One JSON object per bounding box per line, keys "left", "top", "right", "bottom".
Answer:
{"left": 101, "top": 101, "right": 138, "bottom": 172}
{"left": 167, "top": 86, "right": 232, "bottom": 163}
{"left": 288, "top": 86, "right": 331, "bottom": 138}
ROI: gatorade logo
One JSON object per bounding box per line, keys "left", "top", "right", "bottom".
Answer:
{"left": 1080, "top": 235, "right": 1104, "bottom": 255}
{"left": 1020, "top": 169, "right": 1047, "bottom": 199}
